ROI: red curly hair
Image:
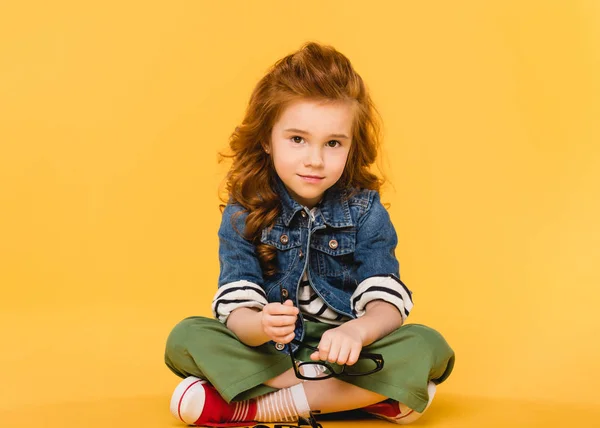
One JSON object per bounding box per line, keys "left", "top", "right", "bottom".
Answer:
{"left": 219, "top": 41, "right": 385, "bottom": 276}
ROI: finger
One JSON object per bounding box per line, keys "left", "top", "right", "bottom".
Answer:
{"left": 267, "top": 315, "right": 298, "bottom": 327}
{"left": 274, "top": 332, "right": 296, "bottom": 344}
{"left": 336, "top": 343, "right": 352, "bottom": 366}
{"left": 263, "top": 303, "right": 285, "bottom": 315}
{"left": 318, "top": 337, "right": 331, "bottom": 362}
{"left": 262, "top": 303, "right": 274, "bottom": 315}
{"left": 310, "top": 351, "right": 320, "bottom": 361}
{"left": 327, "top": 339, "right": 341, "bottom": 364}
{"left": 273, "top": 302, "right": 299, "bottom": 316}
{"left": 267, "top": 325, "right": 296, "bottom": 337}
{"left": 347, "top": 346, "right": 361, "bottom": 366}
{"left": 264, "top": 302, "right": 294, "bottom": 316}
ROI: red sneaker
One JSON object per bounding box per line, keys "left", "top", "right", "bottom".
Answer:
{"left": 360, "top": 381, "right": 436, "bottom": 425}
{"left": 170, "top": 376, "right": 258, "bottom": 427}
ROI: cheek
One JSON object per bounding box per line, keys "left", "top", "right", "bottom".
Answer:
{"left": 328, "top": 152, "right": 350, "bottom": 176}
{"left": 273, "top": 152, "right": 296, "bottom": 177}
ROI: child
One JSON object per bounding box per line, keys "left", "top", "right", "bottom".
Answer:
{"left": 164, "top": 41, "right": 455, "bottom": 427}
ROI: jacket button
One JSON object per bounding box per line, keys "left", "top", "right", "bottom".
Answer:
{"left": 281, "top": 289, "right": 289, "bottom": 298}
{"left": 301, "top": 211, "right": 307, "bottom": 218}
{"left": 329, "top": 239, "right": 338, "bottom": 249}
{"left": 275, "top": 343, "right": 285, "bottom": 351}
{"left": 280, "top": 234, "right": 289, "bottom": 244}
{"left": 299, "top": 250, "right": 304, "bottom": 259}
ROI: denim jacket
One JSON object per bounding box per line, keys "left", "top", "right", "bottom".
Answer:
{"left": 213, "top": 177, "right": 413, "bottom": 354}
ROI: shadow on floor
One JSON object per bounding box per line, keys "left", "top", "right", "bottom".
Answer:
{"left": 1, "top": 393, "right": 598, "bottom": 428}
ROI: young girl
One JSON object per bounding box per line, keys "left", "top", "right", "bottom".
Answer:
{"left": 164, "top": 42, "right": 455, "bottom": 427}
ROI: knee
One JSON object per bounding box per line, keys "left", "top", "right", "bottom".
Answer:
{"left": 402, "top": 324, "right": 453, "bottom": 357}
{"left": 165, "top": 316, "right": 211, "bottom": 360}
{"left": 404, "top": 324, "right": 454, "bottom": 373}
{"left": 404, "top": 324, "right": 442, "bottom": 340}
{"left": 165, "top": 317, "right": 222, "bottom": 379}
{"left": 165, "top": 318, "right": 191, "bottom": 360}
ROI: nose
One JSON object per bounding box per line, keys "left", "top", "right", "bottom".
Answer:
{"left": 304, "top": 146, "right": 324, "bottom": 168}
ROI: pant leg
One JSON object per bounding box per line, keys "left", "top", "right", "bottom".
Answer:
{"left": 164, "top": 316, "right": 293, "bottom": 403}
{"left": 295, "top": 321, "right": 455, "bottom": 413}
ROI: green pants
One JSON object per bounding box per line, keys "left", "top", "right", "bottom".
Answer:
{"left": 164, "top": 316, "right": 455, "bottom": 413}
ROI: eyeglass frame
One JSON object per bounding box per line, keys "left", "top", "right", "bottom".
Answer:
{"left": 278, "top": 287, "right": 384, "bottom": 380}
{"left": 284, "top": 338, "right": 384, "bottom": 380}
{"left": 271, "top": 288, "right": 383, "bottom": 428}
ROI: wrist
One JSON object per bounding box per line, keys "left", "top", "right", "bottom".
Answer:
{"left": 227, "top": 307, "right": 271, "bottom": 347}
{"left": 254, "top": 309, "right": 272, "bottom": 345}
{"left": 351, "top": 300, "right": 403, "bottom": 346}
{"left": 346, "top": 317, "right": 371, "bottom": 346}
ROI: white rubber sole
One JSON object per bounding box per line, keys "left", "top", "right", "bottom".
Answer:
{"left": 170, "top": 376, "right": 208, "bottom": 424}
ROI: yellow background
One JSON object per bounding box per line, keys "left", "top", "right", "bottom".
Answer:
{"left": 1, "top": 1, "right": 599, "bottom": 427}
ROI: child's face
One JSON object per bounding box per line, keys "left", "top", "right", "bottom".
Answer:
{"left": 269, "top": 99, "right": 354, "bottom": 208}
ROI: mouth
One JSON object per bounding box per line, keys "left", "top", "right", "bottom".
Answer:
{"left": 299, "top": 174, "right": 324, "bottom": 179}
{"left": 298, "top": 174, "right": 325, "bottom": 183}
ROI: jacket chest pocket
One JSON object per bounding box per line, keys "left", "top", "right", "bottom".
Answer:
{"left": 261, "top": 225, "right": 302, "bottom": 272}
{"left": 310, "top": 229, "right": 356, "bottom": 277}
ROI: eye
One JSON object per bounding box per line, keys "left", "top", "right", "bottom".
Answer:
{"left": 291, "top": 136, "right": 304, "bottom": 144}
{"left": 326, "top": 140, "right": 341, "bottom": 148}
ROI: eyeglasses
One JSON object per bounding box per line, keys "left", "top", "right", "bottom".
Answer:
{"left": 278, "top": 288, "right": 384, "bottom": 380}
{"left": 285, "top": 338, "right": 384, "bottom": 380}
{"left": 274, "top": 289, "right": 384, "bottom": 428}
{"left": 270, "top": 339, "right": 382, "bottom": 428}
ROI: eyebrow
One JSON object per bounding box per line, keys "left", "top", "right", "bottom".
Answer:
{"left": 283, "top": 128, "right": 350, "bottom": 140}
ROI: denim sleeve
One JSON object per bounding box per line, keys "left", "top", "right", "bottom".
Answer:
{"left": 353, "top": 192, "right": 414, "bottom": 318}
{"left": 217, "top": 203, "right": 264, "bottom": 287}
{"left": 354, "top": 191, "right": 401, "bottom": 282}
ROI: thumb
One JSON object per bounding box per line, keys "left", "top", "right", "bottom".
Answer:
{"left": 283, "top": 299, "right": 299, "bottom": 314}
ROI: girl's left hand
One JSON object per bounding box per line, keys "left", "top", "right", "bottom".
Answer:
{"left": 310, "top": 322, "right": 364, "bottom": 366}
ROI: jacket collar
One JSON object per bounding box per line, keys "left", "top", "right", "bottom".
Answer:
{"left": 274, "top": 176, "right": 354, "bottom": 228}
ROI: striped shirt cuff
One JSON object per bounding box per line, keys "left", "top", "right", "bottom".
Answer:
{"left": 211, "top": 280, "right": 268, "bottom": 324}
{"left": 350, "top": 276, "right": 414, "bottom": 321}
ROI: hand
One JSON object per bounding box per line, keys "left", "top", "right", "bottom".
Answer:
{"left": 260, "top": 299, "right": 299, "bottom": 344}
{"left": 310, "top": 322, "right": 364, "bottom": 366}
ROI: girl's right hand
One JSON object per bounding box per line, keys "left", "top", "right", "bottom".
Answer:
{"left": 260, "top": 299, "right": 299, "bottom": 344}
